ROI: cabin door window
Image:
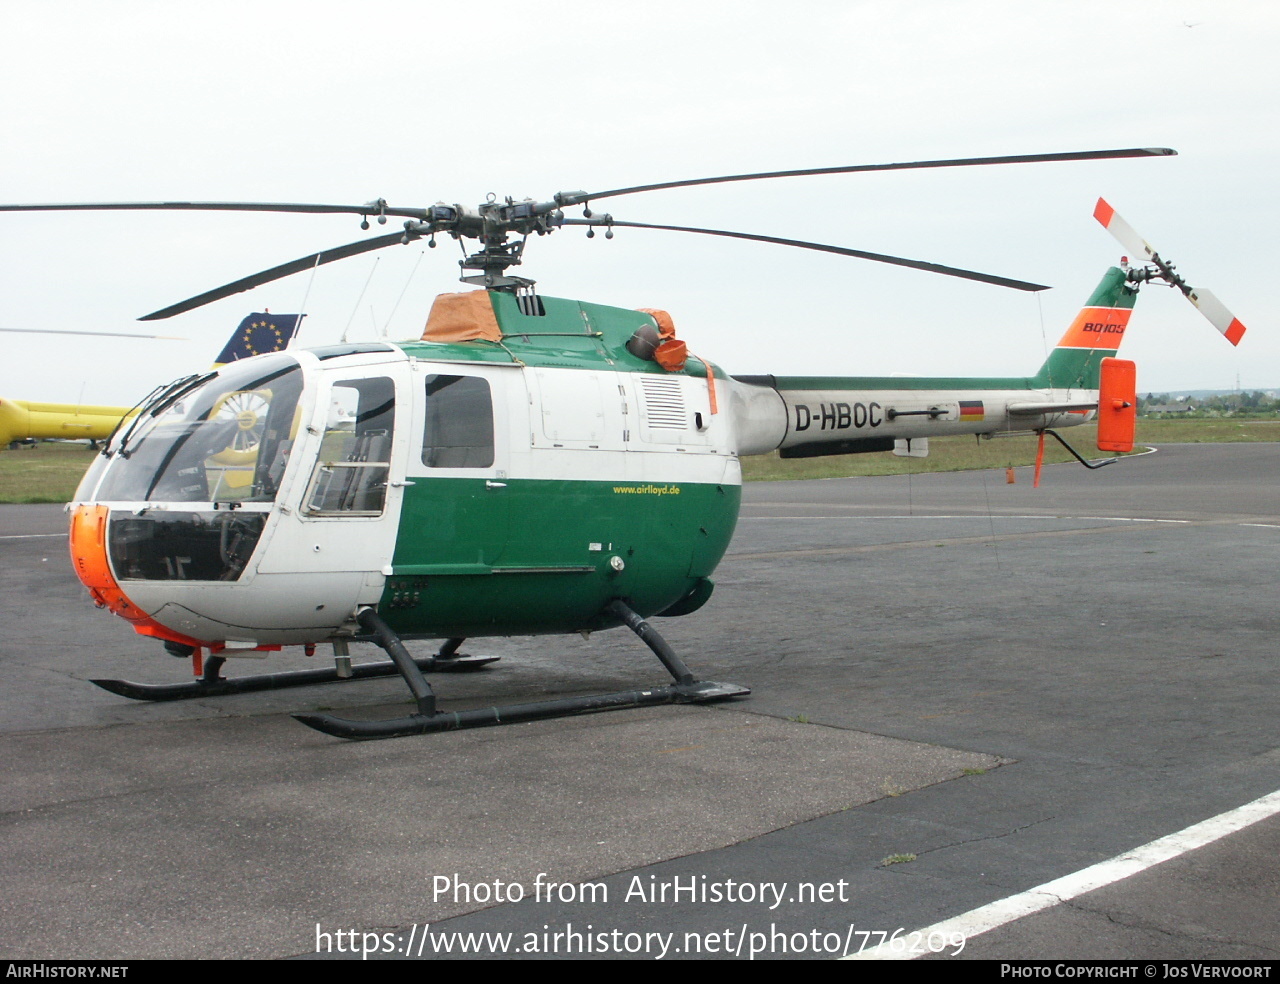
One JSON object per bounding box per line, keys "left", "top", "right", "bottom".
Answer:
{"left": 302, "top": 376, "right": 396, "bottom": 516}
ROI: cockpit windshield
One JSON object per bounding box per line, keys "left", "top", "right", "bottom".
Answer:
{"left": 95, "top": 354, "right": 304, "bottom": 504}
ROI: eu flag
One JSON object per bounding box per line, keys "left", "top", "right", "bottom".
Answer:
{"left": 213, "top": 313, "right": 305, "bottom": 365}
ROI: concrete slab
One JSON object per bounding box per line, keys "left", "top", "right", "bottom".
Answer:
{"left": 0, "top": 704, "right": 999, "bottom": 959}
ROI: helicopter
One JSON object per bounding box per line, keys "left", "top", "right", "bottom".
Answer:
{"left": 1, "top": 147, "right": 1247, "bottom": 740}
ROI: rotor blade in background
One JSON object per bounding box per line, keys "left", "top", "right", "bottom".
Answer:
{"left": 138, "top": 230, "right": 415, "bottom": 321}
{"left": 0, "top": 327, "right": 186, "bottom": 339}
{"left": 1094, "top": 198, "right": 1246, "bottom": 346}
{"left": 570, "top": 148, "right": 1178, "bottom": 204}
{"left": 0, "top": 200, "right": 431, "bottom": 220}
{"left": 562, "top": 219, "right": 1050, "bottom": 291}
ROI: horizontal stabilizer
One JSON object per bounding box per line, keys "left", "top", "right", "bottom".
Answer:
{"left": 1008, "top": 401, "right": 1098, "bottom": 415}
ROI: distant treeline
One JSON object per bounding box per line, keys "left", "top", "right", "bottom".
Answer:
{"left": 1141, "top": 391, "right": 1280, "bottom": 416}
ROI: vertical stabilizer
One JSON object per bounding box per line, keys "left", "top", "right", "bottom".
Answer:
{"left": 1031, "top": 266, "right": 1137, "bottom": 390}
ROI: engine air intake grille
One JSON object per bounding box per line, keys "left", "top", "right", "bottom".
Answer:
{"left": 639, "top": 376, "right": 686, "bottom": 430}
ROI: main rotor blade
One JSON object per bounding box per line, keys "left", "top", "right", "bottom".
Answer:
{"left": 139, "top": 230, "right": 414, "bottom": 321}
{"left": 574, "top": 148, "right": 1177, "bottom": 204}
{"left": 0, "top": 200, "right": 430, "bottom": 220}
{"left": 563, "top": 219, "right": 1050, "bottom": 291}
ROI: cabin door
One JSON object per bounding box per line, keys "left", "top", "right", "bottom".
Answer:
{"left": 255, "top": 363, "right": 411, "bottom": 613}
{"left": 390, "top": 363, "right": 524, "bottom": 573}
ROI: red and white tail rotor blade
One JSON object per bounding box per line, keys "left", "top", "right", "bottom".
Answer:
{"left": 1186, "top": 287, "right": 1247, "bottom": 346}
{"left": 1093, "top": 198, "right": 1156, "bottom": 263}
{"left": 1093, "top": 197, "right": 1246, "bottom": 347}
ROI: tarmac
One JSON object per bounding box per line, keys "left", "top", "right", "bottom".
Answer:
{"left": 1, "top": 443, "right": 1277, "bottom": 960}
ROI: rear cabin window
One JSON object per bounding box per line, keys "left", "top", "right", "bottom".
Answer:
{"left": 422, "top": 374, "right": 494, "bottom": 468}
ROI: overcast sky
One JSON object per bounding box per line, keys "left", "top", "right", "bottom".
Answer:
{"left": 2, "top": 0, "right": 1275, "bottom": 405}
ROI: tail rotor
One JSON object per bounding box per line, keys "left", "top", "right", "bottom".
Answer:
{"left": 1094, "top": 198, "right": 1247, "bottom": 346}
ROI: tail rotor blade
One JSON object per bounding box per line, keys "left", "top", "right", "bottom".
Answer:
{"left": 1094, "top": 198, "right": 1156, "bottom": 262}
{"left": 1187, "top": 287, "right": 1247, "bottom": 346}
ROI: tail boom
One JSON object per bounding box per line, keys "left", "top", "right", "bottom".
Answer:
{"left": 729, "top": 376, "right": 1103, "bottom": 459}
{"left": 729, "top": 267, "right": 1139, "bottom": 459}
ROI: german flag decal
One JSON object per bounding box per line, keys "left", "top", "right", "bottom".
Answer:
{"left": 959, "top": 400, "right": 985, "bottom": 421}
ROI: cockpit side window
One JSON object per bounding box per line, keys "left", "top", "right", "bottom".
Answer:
{"left": 303, "top": 376, "right": 396, "bottom": 515}
{"left": 422, "top": 374, "right": 494, "bottom": 468}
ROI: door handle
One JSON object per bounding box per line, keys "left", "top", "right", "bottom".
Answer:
{"left": 486, "top": 480, "right": 507, "bottom": 490}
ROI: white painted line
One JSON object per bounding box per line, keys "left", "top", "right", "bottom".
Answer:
{"left": 0, "top": 533, "right": 66, "bottom": 539}
{"left": 845, "top": 788, "right": 1280, "bottom": 960}
{"left": 739, "top": 515, "right": 1077, "bottom": 521}
{"left": 739, "top": 515, "right": 1191, "bottom": 524}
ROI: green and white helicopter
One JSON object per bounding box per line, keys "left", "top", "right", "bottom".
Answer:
{"left": 4, "top": 148, "right": 1246, "bottom": 739}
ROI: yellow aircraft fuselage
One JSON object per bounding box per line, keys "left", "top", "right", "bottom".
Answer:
{"left": 0, "top": 398, "right": 136, "bottom": 447}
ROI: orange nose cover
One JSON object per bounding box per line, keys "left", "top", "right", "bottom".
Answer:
{"left": 68, "top": 504, "right": 200, "bottom": 645}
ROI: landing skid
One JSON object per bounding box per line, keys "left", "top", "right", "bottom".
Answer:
{"left": 294, "top": 601, "right": 750, "bottom": 741}
{"left": 90, "top": 647, "right": 496, "bottom": 703}
{"left": 293, "top": 680, "right": 748, "bottom": 740}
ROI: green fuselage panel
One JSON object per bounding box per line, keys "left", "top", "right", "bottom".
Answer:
{"left": 381, "top": 477, "right": 740, "bottom": 637}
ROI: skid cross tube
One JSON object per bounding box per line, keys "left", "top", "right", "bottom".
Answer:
{"left": 606, "top": 599, "right": 694, "bottom": 684}
{"left": 436, "top": 637, "right": 466, "bottom": 659}
{"left": 293, "top": 600, "right": 749, "bottom": 740}
{"left": 356, "top": 607, "right": 436, "bottom": 715}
